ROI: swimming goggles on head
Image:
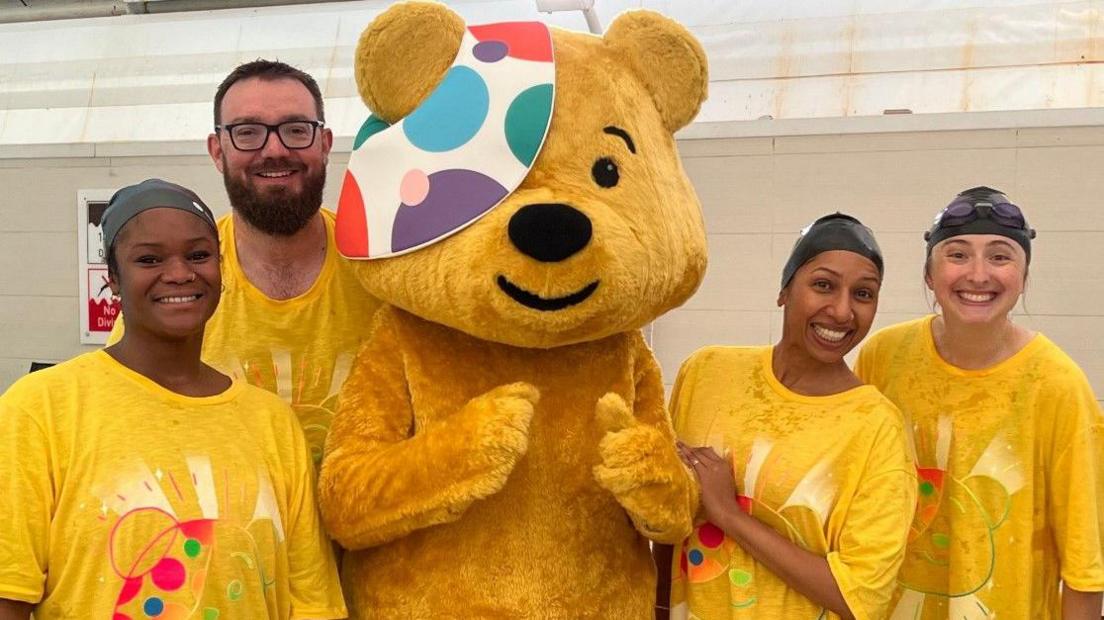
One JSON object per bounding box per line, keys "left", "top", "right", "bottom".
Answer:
{"left": 924, "top": 195, "right": 1035, "bottom": 241}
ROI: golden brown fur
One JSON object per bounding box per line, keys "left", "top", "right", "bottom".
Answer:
{"left": 319, "top": 3, "right": 709, "bottom": 617}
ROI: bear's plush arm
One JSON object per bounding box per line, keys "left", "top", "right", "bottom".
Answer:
{"left": 318, "top": 309, "right": 538, "bottom": 550}
{"left": 593, "top": 332, "right": 698, "bottom": 544}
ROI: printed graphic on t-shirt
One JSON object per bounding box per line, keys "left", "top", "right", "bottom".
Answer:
{"left": 673, "top": 438, "right": 838, "bottom": 619}
{"left": 220, "top": 350, "right": 354, "bottom": 465}
{"left": 890, "top": 416, "right": 1025, "bottom": 619}
{"left": 91, "top": 455, "right": 285, "bottom": 619}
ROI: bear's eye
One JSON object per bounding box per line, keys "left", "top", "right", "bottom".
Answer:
{"left": 591, "top": 157, "right": 619, "bottom": 188}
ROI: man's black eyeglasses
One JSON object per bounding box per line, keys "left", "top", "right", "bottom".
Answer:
{"left": 216, "top": 120, "right": 323, "bottom": 151}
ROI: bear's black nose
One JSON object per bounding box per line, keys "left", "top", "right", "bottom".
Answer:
{"left": 508, "top": 203, "right": 593, "bottom": 262}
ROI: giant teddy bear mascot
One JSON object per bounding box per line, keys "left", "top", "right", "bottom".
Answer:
{"left": 319, "top": 2, "right": 709, "bottom": 617}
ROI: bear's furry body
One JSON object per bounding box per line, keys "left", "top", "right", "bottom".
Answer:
{"left": 319, "top": 3, "right": 710, "bottom": 617}
{"left": 331, "top": 307, "right": 672, "bottom": 618}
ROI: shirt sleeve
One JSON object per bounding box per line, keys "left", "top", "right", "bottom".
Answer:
{"left": 668, "top": 349, "right": 705, "bottom": 437}
{"left": 281, "top": 406, "right": 348, "bottom": 620}
{"left": 853, "top": 336, "right": 879, "bottom": 386}
{"left": 106, "top": 313, "right": 125, "bottom": 345}
{"left": 826, "top": 413, "right": 917, "bottom": 620}
{"left": 1047, "top": 372, "right": 1104, "bottom": 592}
{"left": 0, "top": 392, "right": 54, "bottom": 604}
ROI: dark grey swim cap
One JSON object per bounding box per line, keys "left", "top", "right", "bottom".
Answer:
{"left": 924, "top": 186, "right": 1035, "bottom": 263}
{"left": 780, "top": 213, "right": 884, "bottom": 290}
{"left": 102, "top": 178, "right": 218, "bottom": 259}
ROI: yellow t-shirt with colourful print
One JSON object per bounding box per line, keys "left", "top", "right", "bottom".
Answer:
{"left": 856, "top": 315, "right": 1104, "bottom": 619}
{"left": 669, "top": 345, "right": 916, "bottom": 620}
{"left": 0, "top": 350, "right": 347, "bottom": 619}
{"left": 111, "top": 210, "right": 381, "bottom": 466}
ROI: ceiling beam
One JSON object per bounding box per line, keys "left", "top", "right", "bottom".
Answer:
{"left": 0, "top": 0, "right": 355, "bottom": 24}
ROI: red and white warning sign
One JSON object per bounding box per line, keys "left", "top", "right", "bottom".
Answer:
{"left": 78, "top": 191, "right": 120, "bottom": 344}
{"left": 86, "top": 266, "right": 118, "bottom": 334}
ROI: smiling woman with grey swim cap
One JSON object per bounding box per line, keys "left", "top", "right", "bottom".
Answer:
{"left": 102, "top": 178, "right": 221, "bottom": 346}
{"left": 0, "top": 179, "right": 346, "bottom": 619}
{"left": 655, "top": 213, "right": 914, "bottom": 620}
{"left": 856, "top": 187, "right": 1103, "bottom": 619}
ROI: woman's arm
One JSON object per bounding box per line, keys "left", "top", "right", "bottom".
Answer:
{"left": 0, "top": 600, "right": 32, "bottom": 620}
{"left": 652, "top": 543, "right": 674, "bottom": 620}
{"left": 0, "top": 396, "right": 53, "bottom": 618}
{"left": 1045, "top": 374, "right": 1104, "bottom": 620}
{"left": 1061, "top": 585, "right": 1102, "bottom": 620}
{"left": 679, "top": 443, "right": 855, "bottom": 620}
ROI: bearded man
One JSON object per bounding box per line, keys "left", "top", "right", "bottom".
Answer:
{"left": 112, "top": 60, "right": 380, "bottom": 467}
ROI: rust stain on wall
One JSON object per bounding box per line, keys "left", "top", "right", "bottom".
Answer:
{"left": 772, "top": 25, "right": 795, "bottom": 120}
{"left": 841, "top": 16, "right": 858, "bottom": 116}
{"left": 959, "top": 17, "right": 977, "bottom": 112}
{"left": 77, "top": 71, "right": 96, "bottom": 142}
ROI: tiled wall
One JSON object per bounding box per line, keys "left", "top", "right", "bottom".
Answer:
{"left": 655, "top": 128, "right": 1104, "bottom": 403}
{"left": 2, "top": 127, "right": 1102, "bottom": 406}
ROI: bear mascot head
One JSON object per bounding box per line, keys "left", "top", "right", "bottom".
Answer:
{"left": 319, "top": 2, "right": 709, "bottom": 616}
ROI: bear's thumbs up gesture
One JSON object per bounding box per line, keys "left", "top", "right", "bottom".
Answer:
{"left": 592, "top": 389, "right": 697, "bottom": 544}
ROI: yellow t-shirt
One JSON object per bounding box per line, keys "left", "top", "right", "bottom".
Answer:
{"left": 669, "top": 345, "right": 916, "bottom": 620}
{"left": 111, "top": 210, "right": 380, "bottom": 465}
{"left": 856, "top": 315, "right": 1104, "bottom": 619}
{"left": 0, "top": 350, "right": 347, "bottom": 619}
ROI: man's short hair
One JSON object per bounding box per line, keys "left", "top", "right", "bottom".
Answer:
{"left": 213, "top": 59, "right": 325, "bottom": 126}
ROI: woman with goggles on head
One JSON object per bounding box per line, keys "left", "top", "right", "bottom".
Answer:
{"left": 856, "top": 187, "right": 1104, "bottom": 619}
{"left": 0, "top": 179, "right": 346, "bottom": 620}
{"left": 656, "top": 214, "right": 916, "bottom": 620}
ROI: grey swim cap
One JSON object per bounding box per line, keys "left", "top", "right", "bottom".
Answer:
{"left": 780, "top": 213, "right": 884, "bottom": 290}
{"left": 102, "top": 178, "right": 218, "bottom": 259}
{"left": 924, "top": 186, "right": 1035, "bottom": 263}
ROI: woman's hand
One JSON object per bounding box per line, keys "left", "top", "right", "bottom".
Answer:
{"left": 677, "top": 441, "right": 738, "bottom": 526}
{"left": 676, "top": 442, "right": 856, "bottom": 619}
{"left": 0, "top": 599, "right": 32, "bottom": 620}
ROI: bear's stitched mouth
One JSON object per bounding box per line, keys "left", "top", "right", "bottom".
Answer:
{"left": 496, "top": 276, "right": 599, "bottom": 311}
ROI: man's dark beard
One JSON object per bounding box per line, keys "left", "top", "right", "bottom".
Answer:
{"left": 223, "top": 157, "right": 325, "bottom": 236}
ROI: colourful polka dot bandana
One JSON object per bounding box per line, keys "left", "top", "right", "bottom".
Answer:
{"left": 336, "top": 21, "right": 556, "bottom": 259}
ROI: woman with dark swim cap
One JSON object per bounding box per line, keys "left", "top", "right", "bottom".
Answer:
{"left": 656, "top": 213, "right": 915, "bottom": 620}
{"left": 0, "top": 179, "right": 346, "bottom": 619}
{"left": 856, "top": 187, "right": 1103, "bottom": 619}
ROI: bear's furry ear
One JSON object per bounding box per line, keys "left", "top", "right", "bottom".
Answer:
{"left": 355, "top": 1, "right": 466, "bottom": 123}
{"left": 605, "top": 11, "right": 708, "bottom": 133}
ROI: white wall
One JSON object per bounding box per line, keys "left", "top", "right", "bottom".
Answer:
{"left": 9, "top": 0, "right": 1104, "bottom": 158}
{"left": 1, "top": 1, "right": 1101, "bottom": 401}
{"left": 2, "top": 124, "right": 1103, "bottom": 406}
{"left": 653, "top": 126, "right": 1104, "bottom": 404}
